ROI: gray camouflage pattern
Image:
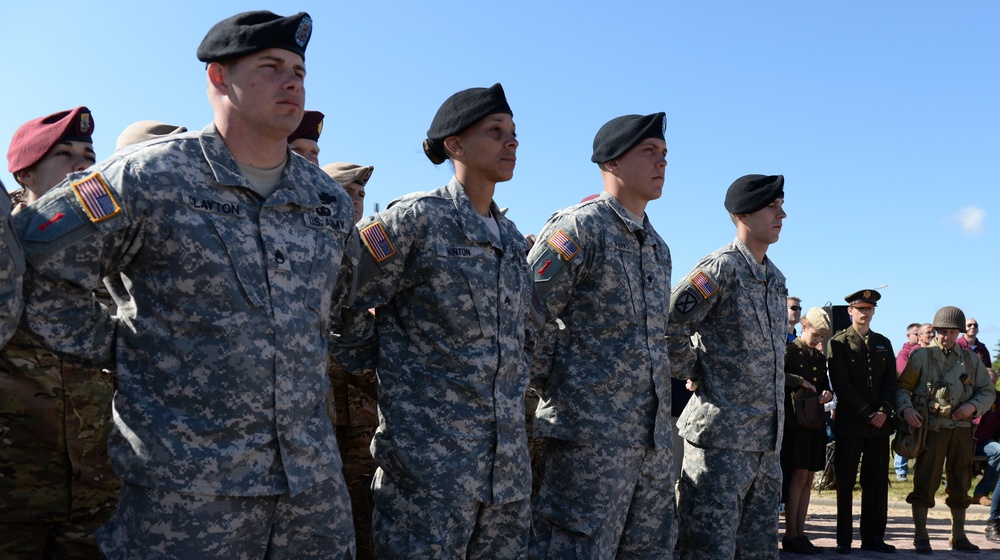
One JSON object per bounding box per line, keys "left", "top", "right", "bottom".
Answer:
{"left": 13, "top": 124, "right": 356, "bottom": 497}
{"left": 666, "top": 237, "right": 788, "bottom": 452}
{"left": 677, "top": 442, "right": 780, "bottom": 559}
{"left": 667, "top": 236, "right": 787, "bottom": 559}
{"left": 97, "top": 478, "right": 354, "bottom": 559}
{"left": 527, "top": 192, "right": 673, "bottom": 448}
{"left": 371, "top": 468, "right": 530, "bottom": 560}
{"left": 332, "top": 176, "right": 533, "bottom": 504}
{"left": 530, "top": 440, "right": 676, "bottom": 559}
{"left": 0, "top": 190, "right": 24, "bottom": 346}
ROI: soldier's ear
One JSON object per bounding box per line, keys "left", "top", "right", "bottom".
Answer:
{"left": 207, "top": 62, "right": 229, "bottom": 94}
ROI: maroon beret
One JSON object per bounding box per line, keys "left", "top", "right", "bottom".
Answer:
{"left": 287, "top": 110, "right": 324, "bottom": 143}
{"left": 8, "top": 106, "right": 95, "bottom": 173}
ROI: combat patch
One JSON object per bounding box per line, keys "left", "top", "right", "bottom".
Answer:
{"left": 71, "top": 172, "right": 120, "bottom": 222}
{"left": 24, "top": 197, "right": 85, "bottom": 243}
{"left": 360, "top": 221, "right": 396, "bottom": 263}
{"left": 547, "top": 230, "right": 579, "bottom": 260}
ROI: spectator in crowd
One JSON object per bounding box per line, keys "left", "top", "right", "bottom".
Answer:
{"left": 787, "top": 296, "right": 802, "bottom": 343}
{"left": 895, "top": 321, "right": 925, "bottom": 482}
{"left": 918, "top": 322, "right": 935, "bottom": 348}
{"left": 897, "top": 323, "right": 922, "bottom": 374}
{"left": 957, "top": 317, "right": 991, "bottom": 368}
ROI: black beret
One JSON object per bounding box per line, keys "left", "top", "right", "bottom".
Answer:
{"left": 288, "top": 110, "right": 324, "bottom": 143}
{"left": 197, "top": 11, "right": 312, "bottom": 63}
{"left": 591, "top": 113, "right": 666, "bottom": 164}
{"left": 724, "top": 174, "right": 784, "bottom": 214}
{"left": 426, "top": 83, "right": 512, "bottom": 141}
{"left": 844, "top": 289, "right": 881, "bottom": 307}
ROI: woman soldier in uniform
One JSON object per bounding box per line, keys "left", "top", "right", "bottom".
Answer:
{"left": 332, "top": 83, "right": 533, "bottom": 559}
{"left": 780, "top": 307, "right": 834, "bottom": 554}
{"left": 0, "top": 107, "right": 117, "bottom": 559}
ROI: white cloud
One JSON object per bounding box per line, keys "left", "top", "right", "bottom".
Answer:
{"left": 952, "top": 205, "right": 986, "bottom": 235}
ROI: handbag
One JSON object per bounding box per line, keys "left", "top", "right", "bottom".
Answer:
{"left": 793, "top": 388, "right": 826, "bottom": 430}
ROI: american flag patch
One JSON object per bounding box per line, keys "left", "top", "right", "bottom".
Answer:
{"left": 360, "top": 222, "right": 396, "bottom": 263}
{"left": 547, "top": 230, "right": 579, "bottom": 260}
{"left": 691, "top": 271, "right": 717, "bottom": 298}
{"left": 71, "top": 173, "right": 120, "bottom": 222}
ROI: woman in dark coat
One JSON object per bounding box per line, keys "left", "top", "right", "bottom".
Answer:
{"left": 781, "top": 307, "right": 834, "bottom": 554}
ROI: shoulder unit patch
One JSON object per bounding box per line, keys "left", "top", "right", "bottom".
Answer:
{"left": 71, "top": 172, "right": 120, "bottom": 222}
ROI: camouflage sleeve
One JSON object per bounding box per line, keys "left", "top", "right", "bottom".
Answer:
{"left": 526, "top": 214, "right": 589, "bottom": 388}
{"left": 0, "top": 191, "right": 24, "bottom": 346}
{"left": 665, "top": 260, "right": 723, "bottom": 381}
{"left": 330, "top": 204, "right": 418, "bottom": 375}
{"left": 13, "top": 168, "right": 140, "bottom": 363}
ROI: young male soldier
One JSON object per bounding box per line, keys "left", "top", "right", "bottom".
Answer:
{"left": 528, "top": 113, "right": 675, "bottom": 557}
{"left": 12, "top": 11, "right": 356, "bottom": 558}
{"left": 667, "top": 174, "right": 788, "bottom": 559}
{"left": 828, "top": 289, "right": 897, "bottom": 554}
{"left": 898, "top": 306, "right": 996, "bottom": 554}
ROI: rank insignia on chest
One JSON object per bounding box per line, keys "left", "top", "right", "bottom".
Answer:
{"left": 547, "top": 230, "right": 579, "bottom": 260}
{"left": 360, "top": 221, "right": 396, "bottom": 263}
{"left": 71, "top": 172, "right": 120, "bottom": 222}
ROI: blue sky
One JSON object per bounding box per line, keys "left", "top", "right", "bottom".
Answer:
{"left": 3, "top": 1, "right": 998, "bottom": 359}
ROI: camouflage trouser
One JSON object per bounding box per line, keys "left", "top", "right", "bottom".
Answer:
{"left": 97, "top": 477, "right": 354, "bottom": 559}
{"left": 529, "top": 439, "right": 676, "bottom": 559}
{"left": 0, "top": 506, "right": 113, "bottom": 560}
{"left": 337, "top": 424, "right": 377, "bottom": 560}
{"left": 371, "top": 467, "right": 530, "bottom": 560}
{"left": 677, "top": 441, "right": 780, "bottom": 560}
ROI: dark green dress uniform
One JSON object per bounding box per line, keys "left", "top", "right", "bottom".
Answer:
{"left": 828, "top": 325, "right": 896, "bottom": 548}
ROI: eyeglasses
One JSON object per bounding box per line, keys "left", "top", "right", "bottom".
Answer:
{"left": 967, "top": 323, "right": 979, "bottom": 327}
{"left": 788, "top": 306, "right": 802, "bottom": 311}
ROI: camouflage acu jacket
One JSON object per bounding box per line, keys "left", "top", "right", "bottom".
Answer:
{"left": 13, "top": 124, "right": 355, "bottom": 496}
{"left": 667, "top": 237, "right": 788, "bottom": 452}
{"left": 332, "top": 177, "right": 532, "bottom": 504}
{"left": 528, "top": 193, "right": 673, "bottom": 449}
